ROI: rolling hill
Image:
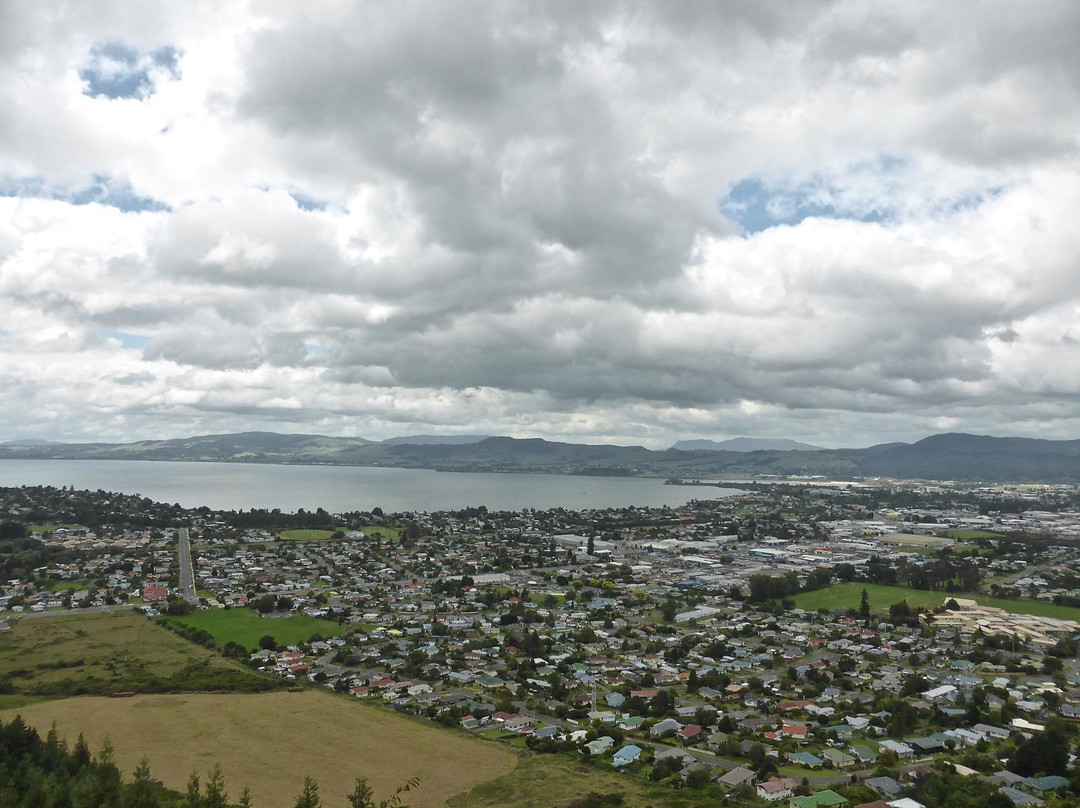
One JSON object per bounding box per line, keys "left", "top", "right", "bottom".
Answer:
{"left": 4, "top": 431, "right": 1080, "bottom": 483}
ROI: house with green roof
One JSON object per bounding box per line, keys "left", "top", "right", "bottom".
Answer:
{"left": 788, "top": 789, "right": 846, "bottom": 808}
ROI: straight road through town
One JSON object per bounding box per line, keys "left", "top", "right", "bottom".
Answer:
{"left": 178, "top": 527, "right": 199, "bottom": 606}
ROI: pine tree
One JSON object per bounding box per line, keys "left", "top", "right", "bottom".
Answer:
{"left": 204, "top": 764, "right": 228, "bottom": 808}
{"left": 346, "top": 778, "right": 375, "bottom": 808}
{"left": 293, "top": 776, "right": 321, "bottom": 808}
{"left": 185, "top": 770, "right": 202, "bottom": 808}
{"left": 127, "top": 757, "right": 157, "bottom": 808}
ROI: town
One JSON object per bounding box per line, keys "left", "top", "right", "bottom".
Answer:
{"left": 3, "top": 481, "right": 1080, "bottom": 807}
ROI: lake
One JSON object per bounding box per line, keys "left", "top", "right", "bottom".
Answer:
{"left": 0, "top": 459, "right": 740, "bottom": 513}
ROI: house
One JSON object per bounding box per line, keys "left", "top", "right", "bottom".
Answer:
{"left": 142, "top": 584, "right": 168, "bottom": 602}
{"left": 822, "top": 748, "right": 855, "bottom": 768}
{"left": 584, "top": 736, "right": 615, "bottom": 755}
{"left": 676, "top": 724, "right": 702, "bottom": 744}
{"left": 789, "top": 790, "right": 846, "bottom": 808}
{"left": 650, "top": 717, "right": 682, "bottom": 737}
{"left": 1023, "top": 775, "right": 1068, "bottom": 793}
{"left": 758, "top": 777, "right": 797, "bottom": 802}
{"left": 787, "top": 751, "right": 824, "bottom": 768}
{"left": 885, "top": 800, "right": 926, "bottom": 808}
{"left": 845, "top": 716, "right": 871, "bottom": 731}
{"left": 878, "top": 739, "right": 914, "bottom": 758}
{"left": 863, "top": 777, "right": 902, "bottom": 798}
{"left": 707, "top": 731, "right": 729, "bottom": 750}
{"left": 715, "top": 766, "right": 756, "bottom": 789}
{"left": 909, "top": 737, "right": 945, "bottom": 755}
{"left": 998, "top": 787, "right": 1043, "bottom": 806}
{"left": 972, "top": 723, "right": 1011, "bottom": 742}
{"left": 851, "top": 744, "right": 878, "bottom": 764}
{"left": 612, "top": 744, "right": 643, "bottom": 767}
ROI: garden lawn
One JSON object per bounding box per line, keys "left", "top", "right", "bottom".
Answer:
{"left": 163, "top": 607, "right": 344, "bottom": 650}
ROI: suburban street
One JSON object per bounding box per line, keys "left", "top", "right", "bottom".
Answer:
{"left": 177, "top": 527, "right": 199, "bottom": 606}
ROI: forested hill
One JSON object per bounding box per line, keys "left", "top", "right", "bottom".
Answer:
{"left": 4, "top": 431, "right": 1080, "bottom": 483}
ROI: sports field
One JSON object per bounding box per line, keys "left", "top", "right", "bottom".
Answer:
{"left": 277, "top": 529, "right": 336, "bottom": 541}
{"left": 2, "top": 691, "right": 515, "bottom": 808}
{"left": 793, "top": 582, "right": 1080, "bottom": 621}
{"left": 163, "top": 608, "right": 344, "bottom": 649}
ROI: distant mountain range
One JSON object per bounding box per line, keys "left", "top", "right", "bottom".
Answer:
{"left": 671, "top": 437, "right": 824, "bottom": 452}
{"left": 3, "top": 430, "right": 1080, "bottom": 483}
{"left": 381, "top": 435, "right": 491, "bottom": 446}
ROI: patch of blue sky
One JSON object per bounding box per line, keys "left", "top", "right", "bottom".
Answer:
{"left": 720, "top": 177, "right": 887, "bottom": 235}
{"left": 80, "top": 42, "right": 180, "bottom": 100}
{"left": 721, "top": 154, "right": 999, "bottom": 235}
{"left": 305, "top": 343, "right": 331, "bottom": 356}
{"left": 102, "top": 330, "right": 150, "bottom": 350}
{"left": 289, "top": 192, "right": 329, "bottom": 212}
{"left": 0, "top": 174, "right": 170, "bottom": 213}
{"left": 69, "top": 175, "right": 171, "bottom": 212}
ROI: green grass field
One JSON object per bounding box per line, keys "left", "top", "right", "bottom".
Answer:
{"left": 945, "top": 529, "right": 1005, "bottom": 540}
{"left": 29, "top": 524, "right": 87, "bottom": 534}
{"left": 358, "top": 525, "right": 401, "bottom": 539}
{"left": 793, "top": 582, "right": 1080, "bottom": 621}
{"left": 0, "top": 611, "right": 273, "bottom": 695}
{"left": 163, "top": 608, "right": 344, "bottom": 650}
{"left": 277, "top": 529, "right": 336, "bottom": 541}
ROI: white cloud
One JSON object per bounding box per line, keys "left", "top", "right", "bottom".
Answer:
{"left": 0, "top": 2, "right": 1079, "bottom": 448}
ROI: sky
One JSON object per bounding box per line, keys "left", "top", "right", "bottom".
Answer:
{"left": 2, "top": 1, "right": 1079, "bottom": 450}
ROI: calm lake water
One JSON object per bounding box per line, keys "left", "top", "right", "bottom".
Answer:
{"left": 0, "top": 459, "right": 740, "bottom": 513}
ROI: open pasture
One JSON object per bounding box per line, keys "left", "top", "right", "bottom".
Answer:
{"left": 2, "top": 691, "right": 515, "bottom": 808}
{"left": 0, "top": 611, "right": 271, "bottom": 695}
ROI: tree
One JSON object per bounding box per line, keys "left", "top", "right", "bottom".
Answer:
{"left": 346, "top": 776, "right": 419, "bottom": 808}
{"left": 859, "top": 588, "right": 870, "bottom": 619}
{"left": 204, "top": 764, "right": 228, "bottom": 808}
{"left": 293, "top": 776, "right": 322, "bottom": 808}
{"left": 259, "top": 634, "right": 277, "bottom": 650}
{"left": 185, "top": 771, "right": 202, "bottom": 808}
{"left": 127, "top": 757, "right": 157, "bottom": 808}
{"left": 238, "top": 787, "right": 254, "bottom": 808}
{"left": 347, "top": 778, "right": 375, "bottom": 808}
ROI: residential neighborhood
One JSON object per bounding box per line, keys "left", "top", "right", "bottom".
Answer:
{"left": 4, "top": 481, "right": 1080, "bottom": 806}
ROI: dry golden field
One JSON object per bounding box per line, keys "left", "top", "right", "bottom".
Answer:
{"left": 2, "top": 691, "right": 515, "bottom": 808}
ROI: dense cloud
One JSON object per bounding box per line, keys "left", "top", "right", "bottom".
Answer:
{"left": 1, "top": 2, "right": 1079, "bottom": 448}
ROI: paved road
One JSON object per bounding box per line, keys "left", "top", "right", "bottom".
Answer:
{"left": 177, "top": 527, "right": 199, "bottom": 606}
